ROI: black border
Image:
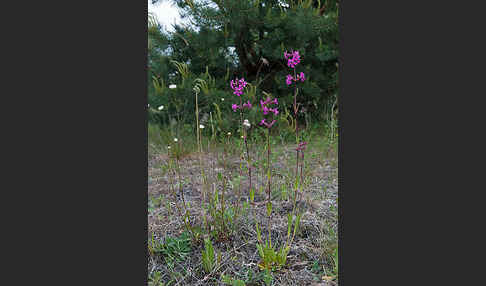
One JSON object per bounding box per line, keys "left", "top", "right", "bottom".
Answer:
{"left": 18, "top": 0, "right": 150, "bottom": 284}
{"left": 338, "top": 0, "right": 344, "bottom": 282}
{"left": 6, "top": 0, "right": 150, "bottom": 283}
{"left": 9, "top": 0, "right": 482, "bottom": 284}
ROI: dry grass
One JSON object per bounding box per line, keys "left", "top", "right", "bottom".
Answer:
{"left": 148, "top": 138, "right": 338, "bottom": 286}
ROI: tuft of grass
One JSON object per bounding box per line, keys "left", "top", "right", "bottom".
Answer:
{"left": 320, "top": 217, "right": 338, "bottom": 275}
{"left": 148, "top": 271, "right": 165, "bottom": 286}
{"left": 201, "top": 238, "right": 216, "bottom": 273}
{"left": 149, "top": 232, "right": 192, "bottom": 269}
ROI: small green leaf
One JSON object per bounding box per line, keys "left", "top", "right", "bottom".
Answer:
{"left": 293, "top": 212, "right": 302, "bottom": 237}
{"left": 256, "top": 223, "right": 262, "bottom": 243}
{"left": 257, "top": 243, "right": 264, "bottom": 258}
{"left": 266, "top": 202, "right": 272, "bottom": 217}
{"left": 287, "top": 213, "right": 292, "bottom": 238}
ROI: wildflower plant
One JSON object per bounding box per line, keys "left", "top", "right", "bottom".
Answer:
{"left": 229, "top": 77, "right": 254, "bottom": 215}
{"left": 193, "top": 80, "right": 209, "bottom": 196}
{"left": 251, "top": 52, "right": 310, "bottom": 272}
{"left": 284, "top": 50, "right": 307, "bottom": 209}
{"left": 253, "top": 92, "right": 286, "bottom": 271}
{"left": 258, "top": 94, "right": 279, "bottom": 240}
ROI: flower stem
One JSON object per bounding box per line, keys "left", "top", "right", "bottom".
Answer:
{"left": 244, "top": 135, "right": 252, "bottom": 194}
{"left": 293, "top": 67, "right": 301, "bottom": 208}
{"left": 195, "top": 91, "right": 206, "bottom": 204}
{"left": 299, "top": 150, "right": 305, "bottom": 203}
{"left": 267, "top": 127, "right": 272, "bottom": 244}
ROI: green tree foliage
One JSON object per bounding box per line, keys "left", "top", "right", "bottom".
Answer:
{"left": 148, "top": 0, "right": 338, "bottom": 130}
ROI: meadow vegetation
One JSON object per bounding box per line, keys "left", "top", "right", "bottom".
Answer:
{"left": 148, "top": 120, "right": 338, "bottom": 285}
{"left": 148, "top": 1, "right": 338, "bottom": 285}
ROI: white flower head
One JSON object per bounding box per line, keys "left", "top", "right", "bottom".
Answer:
{"left": 174, "top": 138, "right": 178, "bottom": 142}
{"left": 227, "top": 132, "right": 231, "bottom": 136}
{"left": 221, "top": 98, "right": 225, "bottom": 101}
{"left": 169, "top": 84, "right": 177, "bottom": 89}
{"left": 243, "top": 119, "right": 251, "bottom": 128}
{"left": 158, "top": 105, "right": 164, "bottom": 111}
{"left": 167, "top": 146, "right": 171, "bottom": 149}
{"left": 147, "top": 104, "right": 150, "bottom": 108}
{"left": 199, "top": 124, "right": 205, "bottom": 129}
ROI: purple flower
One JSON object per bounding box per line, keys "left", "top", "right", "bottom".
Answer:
{"left": 269, "top": 108, "right": 279, "bottom": 115}
{"left": 259, "top": 119, "right": 276, "bottom": 128}
{"left": 230, "top": 77, "right": 248, "bottom": 97}
{"left": 284, "top": 50, "right": 301, "bottom": 68}
{"left": 286, "top": 71, "right": 305, "bottom": 86}
{"left": 259, "top": 95, "right": 279, "bottom": 128}
{"left": 232, "top": 104, "right": 240, "bottom": 112}
{"left": 262, "top": 106, "right": 269, "bottom": 115}
{"left": 286, "top": 75, "right": 293, "bottom": 85}
{"left": 262, "top": 97, "right": 273, "bottom": 106}
{"left": 243, "top": 100, "right": 252, "bottom": 109}
{"left": 299, "top": 72, "right": 305, "bottom": 82}
{"left": 296, "top": 141, "right": 308, "bottom": 151}
{"left": 262, "top": 120, "right": 276, "bottom": 128}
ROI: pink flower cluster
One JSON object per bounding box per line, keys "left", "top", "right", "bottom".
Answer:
{"left": 284, "top": 50, "right": 301, "bottom": 68}
{"left": 284, "top": 50, "right": 305, "bottom": 85}
{"left": 259, "top": 97, "right": 279, "bottom": 128}
{"left": 230, "top": 78, "right": 248, "bottom": 96}
{"left": 285, "top": 72, "right": 306, "bottom": 85}
{"left": 296, "top": 141, "right": 308, "bottom": 151}
{"left": 260, "top": 97, "right": 278, "bottom": 115}
{"left": 260, "top": 119, "right": 276, "bottom": 128}
{"left": 232, "top": 101, "right": 252, "bottom": 112}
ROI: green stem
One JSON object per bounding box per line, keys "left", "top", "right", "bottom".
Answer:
{"left": 221, "top": 175, "right": 226, "bottom": 236}
{"left": 244, "top": 135, "right": 252, "bottom": 194}
{"left": 267, "top": 127, "right": 272, "bottom": 245}
{"left": 293, "top": 67, "right": 300, "bottom": 207}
